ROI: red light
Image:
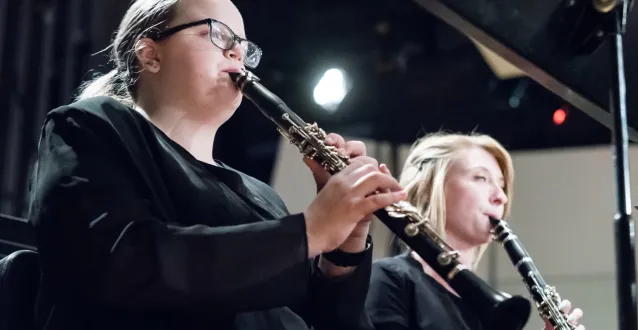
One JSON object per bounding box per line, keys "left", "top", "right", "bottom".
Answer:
{"left": 553, "top": 109, "right": 566, "bottom": 125}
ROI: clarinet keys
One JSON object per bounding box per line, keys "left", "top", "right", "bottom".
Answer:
{"left": 491, "top": 217, "right": 577, "bottom": 329}
{"left": 437, "top": 250, "right": 461, "bottom": 266}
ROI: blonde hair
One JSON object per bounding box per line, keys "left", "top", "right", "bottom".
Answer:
{"left": 392, "top": 131, "right": 514, "bottom": 271}
{"left": 76, "top": 0, "right": 180, "bottom": 107}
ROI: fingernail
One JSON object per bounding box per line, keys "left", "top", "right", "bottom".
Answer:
{"left": 559, "top": 300, "right": 568, "bottom": 310}
{"left": 325, "top": 137, "right": 333, "bottom": 144}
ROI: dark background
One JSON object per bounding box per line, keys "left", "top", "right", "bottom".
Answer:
{"left": 0, "top": 0, "right": 620, "bottom": 254}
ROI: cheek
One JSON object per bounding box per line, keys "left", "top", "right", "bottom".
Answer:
{"left": 162, "top": 53, "right": 199, "bottom": 82}
{"left": 189, "top": 53, "right": 219, "bottom": 79}
{"left": 445, "top": 182, "right": 480, "bottom": 224}
{"left": 166, "top": 46, "right": 224, "bottom": 77}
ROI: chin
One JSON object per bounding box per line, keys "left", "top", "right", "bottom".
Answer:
{"left": 215, "top": 84, "right": 243, "bottom": 107}
{"left": 231, "top": 90, "right": 243, "bottom": 107}
{"left": 474, "top": 225, "right": 494, "bottom": 245}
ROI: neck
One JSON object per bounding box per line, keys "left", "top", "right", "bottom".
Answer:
{"left": 137, "top": 94, "right": 228, "bottom": 165}
{"left": 410, "top": 232, "right": 481, "bottom": 297}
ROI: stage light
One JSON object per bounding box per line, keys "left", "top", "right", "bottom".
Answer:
{"left": 313, "top": 68, "right": 349, "bottom": 112}
{"left": 553, "top": 108, "right": 567, "bottom": 125}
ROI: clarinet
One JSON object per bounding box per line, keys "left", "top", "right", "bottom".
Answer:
{"left": 229, "top": 69, "right": 532, "bottom": 330}
{"left": 490, "top": 216, "right": 575, "bottom": 329}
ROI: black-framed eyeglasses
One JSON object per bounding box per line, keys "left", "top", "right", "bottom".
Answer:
{"left": 151, "top": 18, "right": 262, "bottom": 69}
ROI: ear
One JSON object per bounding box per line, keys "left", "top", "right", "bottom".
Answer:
{"left": 135, "top": 38, "right": 161, "bottom": 73}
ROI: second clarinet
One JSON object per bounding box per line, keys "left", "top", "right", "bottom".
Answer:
{"left": 490, "top": 216, "right": 577, "bottom": 329}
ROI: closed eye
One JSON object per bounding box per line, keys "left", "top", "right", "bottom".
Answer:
{"left": 210, "top": 30, "right": 222, "bottom": 38}
{"left": 474, "top": 175, "right": 487, "bottom": 181}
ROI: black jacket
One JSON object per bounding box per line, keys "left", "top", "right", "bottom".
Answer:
{"left": 366, "top": 254, "right": 482, "bottom": 330}
{"left": 28, "top": 96, "right": 374, "bottom": 330}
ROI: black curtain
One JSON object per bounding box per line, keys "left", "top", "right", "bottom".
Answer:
{"left": 0, "top": 0, "right": 129, "bottom": 218}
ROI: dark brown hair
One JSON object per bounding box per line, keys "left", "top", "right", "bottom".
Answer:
{"left": 76, "top": 0, "right": 180, "bottom": 107}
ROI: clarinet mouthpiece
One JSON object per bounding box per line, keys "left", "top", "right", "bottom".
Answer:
{"left": 228, "top": 71, "right": 242, "bottom": 84}
{"left": 227, "top": 69, "right": 259, "bottom": 92}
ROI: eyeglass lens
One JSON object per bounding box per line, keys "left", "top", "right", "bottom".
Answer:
{"left": 209, "top": 21, "right": 261, "bottom": 68}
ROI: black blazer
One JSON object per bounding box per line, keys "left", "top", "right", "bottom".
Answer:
{"left": 28, "top": 96, "right": 374, "bottom": 330}
{"left": 365, "top": 254, "right": 483, "bottom": 330}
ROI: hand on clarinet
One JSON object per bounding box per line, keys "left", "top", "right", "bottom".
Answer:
{"left": 543, "top": 300, "right": 585, "bottom": 330}
{"left": 304, "top": 133, "right": 366, "bottom": 192}
{"left": 303, "top": 133, "right": 406, "bottom": 258}
{"left": 304, "top": 133, "right": 388, "bottom": 242}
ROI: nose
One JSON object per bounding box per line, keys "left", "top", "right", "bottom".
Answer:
{"left": 223, "top": 41, "right": 245, "bottom": 64}
{"left": 491, "top": 185, "right": 508, "bottom": 207}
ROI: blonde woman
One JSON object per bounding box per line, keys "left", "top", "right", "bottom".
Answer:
{"left": 365, "top": 132, "right": 585, "bottom": 330}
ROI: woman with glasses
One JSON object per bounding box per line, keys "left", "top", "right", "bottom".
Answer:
{"left": 27, "top": 1, "right": 407, "bottom": 330}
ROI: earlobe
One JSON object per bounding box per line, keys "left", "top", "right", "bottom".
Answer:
{"left": 135, "top": 38, "right": 161, "bottom": 73}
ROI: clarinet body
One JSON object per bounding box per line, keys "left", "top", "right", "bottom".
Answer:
{"left": 490, "top": 216, "right": 575, "bottom": 329}
{"left": 229, "top": 69, "right": 532, "bottom": 330}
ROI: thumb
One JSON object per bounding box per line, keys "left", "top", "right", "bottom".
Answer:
{"left": 303, "top": 157, "right": 324, "bottom": 174}
{"left": 303, "top": 157, "right": 330, "bottom": 180}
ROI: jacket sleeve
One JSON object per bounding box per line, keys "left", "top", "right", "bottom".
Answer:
{"left": 28, "top": 107, "right": 311, "bottom": 315}
{"left": 296, "top": 242, "right": 375, "bottom": 330}
{"left": 364, "top": 261, "right": 411, "bottom": 330}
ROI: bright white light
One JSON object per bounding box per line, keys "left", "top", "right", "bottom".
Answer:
{"left": 313, "top": 68, "right": 348, "bottom": 112}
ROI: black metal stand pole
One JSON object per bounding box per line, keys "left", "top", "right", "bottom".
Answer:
{"left": 608, "top": 1, "right": 637, "bottom": 329}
